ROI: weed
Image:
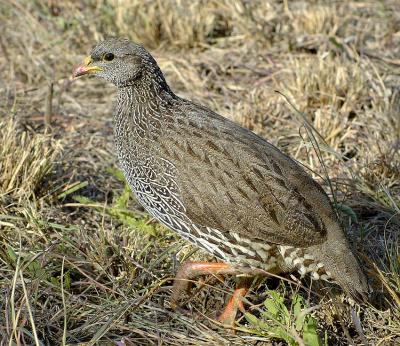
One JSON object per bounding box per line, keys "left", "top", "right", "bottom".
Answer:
{"left": 240, "top": 290, "right": 324, "bottom": 346}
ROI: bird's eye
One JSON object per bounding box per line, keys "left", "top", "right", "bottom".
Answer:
{"left": 104, "top": 53, "right": 115, "bottom": 61}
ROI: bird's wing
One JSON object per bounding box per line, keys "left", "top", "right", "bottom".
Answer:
{"left": 159, "top": 104, "right": 332, "bottom": 248}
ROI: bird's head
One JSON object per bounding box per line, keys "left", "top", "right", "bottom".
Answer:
{"left": 73, "top": 38, "right": 165, "bottom": 88}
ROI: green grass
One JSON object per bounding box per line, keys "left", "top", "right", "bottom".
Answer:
{"left": 241, "top": 289, "right": 324, "bottom": 346}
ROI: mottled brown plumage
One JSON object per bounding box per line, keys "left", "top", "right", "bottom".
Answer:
{"left": 73, "top": 38, "right": 369, "bottom": 305}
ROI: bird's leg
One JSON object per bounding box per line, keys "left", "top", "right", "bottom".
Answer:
{"left": 218, "top": 276, "right": 252, "bottom": 327}
{"left": 170, "top": 261, "right": 240, "bottom": 310}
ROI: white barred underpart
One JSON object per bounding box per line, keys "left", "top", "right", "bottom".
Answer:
{"left": 181, "top": 226, "right": 333, "bottom": 283}
{"left": 169, "top": 224, "right": 280, "bottom": 271}
{"left": 279, "top": 245, "right": 332, "bottom": 281}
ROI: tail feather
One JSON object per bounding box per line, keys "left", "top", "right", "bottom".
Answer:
{"left": 314, "top": 238, "right": 370, "bottom": 303}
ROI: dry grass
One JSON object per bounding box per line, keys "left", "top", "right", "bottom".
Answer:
{"left": 0, "top": 0, "right": 399, "bottom": 345}
{"left": 0, "top": 118, "right": 60, "bottom": 202}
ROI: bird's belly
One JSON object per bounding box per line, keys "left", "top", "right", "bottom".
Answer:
{"left": 193, "top": 228, "right": 333, "bottom": 282}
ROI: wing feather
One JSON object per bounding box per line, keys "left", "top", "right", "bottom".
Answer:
{"left": 156, "top": 104, "right": 332, "bottom": 247}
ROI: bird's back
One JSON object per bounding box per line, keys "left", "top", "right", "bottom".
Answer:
{"left": 158, "top": 99, "right": 334, "bottom": 247}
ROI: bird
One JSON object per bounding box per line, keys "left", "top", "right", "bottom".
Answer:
{"left": 73, "top": 37, "right": 368, "bottom": 325}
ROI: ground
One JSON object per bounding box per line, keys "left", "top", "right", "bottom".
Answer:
{"left": 0, "top": 1, "right": 399, "bottom": 345}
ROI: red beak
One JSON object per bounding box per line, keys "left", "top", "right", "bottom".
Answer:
{"left": 72, "top": 56, "right": 102, "bottom": 78}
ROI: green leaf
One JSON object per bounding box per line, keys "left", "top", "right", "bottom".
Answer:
{"left": 115, "top": 185, "right": 131, "bottom": 208}
{"left": 7, "top": 245, "right": 18, "bottom": 263}
{"left": 264, "top": 297, "right": 280, "bottom": 318}
{"left": 50, "top": 276, "right": 60, "bottom": 286}
{"left": 106, "top": 166, "right": 126, "bottom": 182}
{"left": 244, "top": 312, "right": 261, "bottom": 325}
{"left": 241, "top": 290, "right": 322, "bottom": 345}
{"left": 334, "top": 203, "right": 358, "bottom": 223}
{"left": 64, "top": 271, "right": 71, "bottom": 290}
{"left": 57, "top": 181, "right": 88, "bottom": 199}
{"left": 73, "top": 195, "right": 96, "bottom": 204}
{"left": 269, "top": 326, "right": 295, "bottom": 345}
{"left": 303, "top": 317, "right": 322, "bottom": 346}
{"left": 26, "top": 259, "right": 48, "bottom": 280}
{"left": 293, "top": 295, "right": 306, "bottom": 331}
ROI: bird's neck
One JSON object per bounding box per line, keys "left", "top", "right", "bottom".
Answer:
{"left": 114, "top": 76, "right": 177, "bottom": 142}
{"left": 116, "top": 70, "right": 177, "bottom": 107}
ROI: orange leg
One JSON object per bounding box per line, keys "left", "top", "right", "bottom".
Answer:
{"left": 170, "top": 261, "right": 240, "bottom": 309}
{"left": 218, "top": 278, "right": 251, "bottom": 327}
{"left": 171, "top": 261, "right": 259, "bottom": 327}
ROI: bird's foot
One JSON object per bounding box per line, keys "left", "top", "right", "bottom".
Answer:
{"left": 218, "top": 287, "right": 248, "bottom": 328}
{"left": 171, "top": 261, "right": 253, "bottom": 329}
{"left": 170, "top": 261, "right": 238, "bottom": 310}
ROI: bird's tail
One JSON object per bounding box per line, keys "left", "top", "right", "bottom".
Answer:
{"left": 314, "top": 226, "right": 370, "bottom": 303}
